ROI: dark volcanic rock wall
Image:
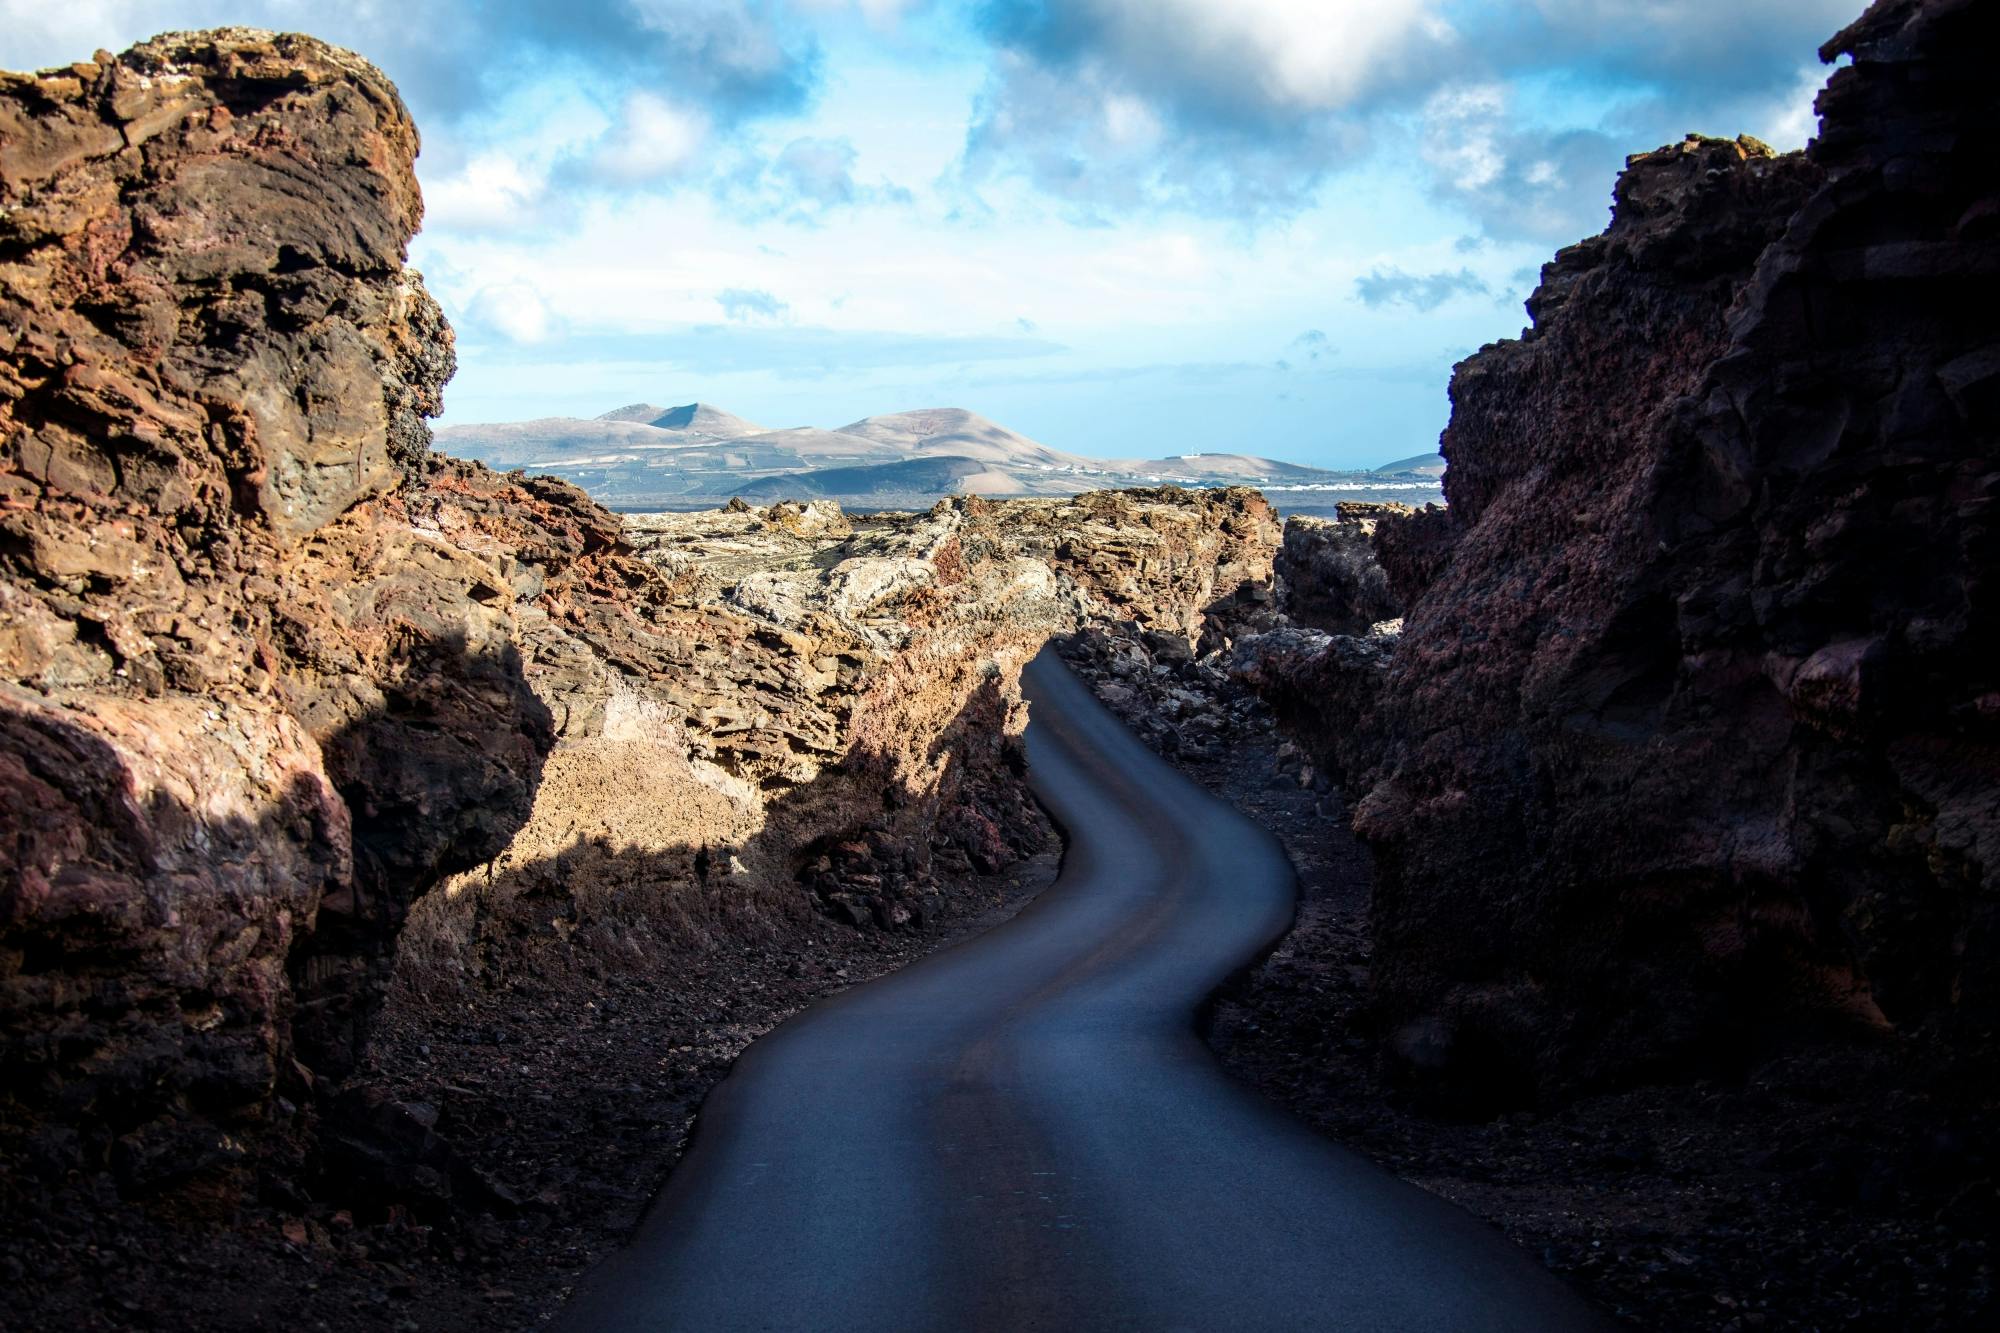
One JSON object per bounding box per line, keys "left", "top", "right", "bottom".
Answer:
{"left": 1343, "top": 0, "right": 1998, "bottom": 1104}
{"left": 1273, "top": 504, "right": 1406, "bottom": 636}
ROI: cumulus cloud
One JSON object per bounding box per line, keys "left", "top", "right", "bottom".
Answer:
{"left": 423, "top": 152, "right": 551, "bottom": 231}
{"left": 463, "top": 282, "right": 559, "bottom": 344}
{"left": 0, "top": 0, "right": 829, "bottom": 234}
{"left": 717, "top": 134, "right": 914, "bottom": 221}
{"left": 584, "top": 93, "right": 711, "bottom": 185}
{"left": 977, "top": 0, "right": 1454, "bottom": 124}
{"left": 774, "top": 137, "right": 862, "bottom": 207}
{"left": 1419, "top": 83, "right": 1624, "bottom": 243}
{"left": 717, "top": 287, "right": 790, "bottom": 321}
{"left": 0, "top": 1, "right": 822, "bottom": 125}
{"left": 959, "top": 50, "right": 1367, "bottom": 218}
{"left": 962, "top": 1, "right": 1448, "bottom": 216}
{"left": 1420, "top": 2, "right": 1852, "bottom": 239}
{"left": 1354, "top": 266, "right": 1490, "bottom": 311}
{"left": 2, "top": 0, "right": 1853, "bottom": 246}
{"left": 958, "top": 0, "right": 1852, "bottom": 231}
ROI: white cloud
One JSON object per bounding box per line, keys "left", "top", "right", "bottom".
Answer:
{"left": 1002, "top": 0, "right": 1453, "bottom": 115}
{"left": 464, "top": 283, "right": 557, "bottom": 344}
{"left": 1101, "top": 93, "right": 1161, "bottom": 148}
{"left": 589, "top": 92, "right": 710, "bottom": 184}
{"left": 2, "top": 0, "right": 1860, "bottom": 469}
{"left": 424, "top": 152, "right": 548, "bottom": 231}
{"left": 1756, "top": 61, "right": 1832, "bottom": 151}
{"left": 1419, "top": 82, "right": 1622, "bottom": 242}
{"left": 790, "top": 0, "right": 920, "bottom": 26}
{"left": 625, "top": 0, "right": 794, "bottom": 87}
{"left": 713, "top": 133, "right": 915, "bottom": 221}
{"left": 1419, "top": 85, "right": 1507, "bottom": 191}
{"left": 958, "top": 0, "right": 1457, "bottom": 216}
{"left": 1140, "top": 0, "right": 1451, "bottom": 111}
{"left": 774, "top": 137, "right": 859, "bottom": 206}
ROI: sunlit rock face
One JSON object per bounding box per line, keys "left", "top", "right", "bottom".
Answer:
{"left": 0, "top": 28, "right": 449, "bottom": 539}
{"left": 391, "top": 481, "right": 1282, "bottom": 995}
{"left": 1318, "top": 0, "right": 1998, "bottom": 1107}
{"left": 0, "top": 29, "right": 529, "bottom": 1200}
{"left": 0, "top": 28, "right": 1287, "bottom": 1209}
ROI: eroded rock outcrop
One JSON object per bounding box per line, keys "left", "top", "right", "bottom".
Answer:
{"left": 1274, "top": 504, "right": 1406, "bottom": 636}
{"left": 389, "top": 481, "right": 1280, "bottom": 990}
{"left": 0, "top": 29, "right": 1283, "bottom": 1216}
{"left": 0, "top": 30, "right": 551, "bottom": 1202}
{"left": 1301, "top": 0, "right": 1998, "bottom": 1105}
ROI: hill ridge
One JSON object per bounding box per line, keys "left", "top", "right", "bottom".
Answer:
{"left": 435, "top": 401, "right": 1448, "bottom": 508}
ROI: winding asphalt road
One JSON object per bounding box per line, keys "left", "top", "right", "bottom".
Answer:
{"left": 562, "top": 649, "right": 1605, "bottom": 1331}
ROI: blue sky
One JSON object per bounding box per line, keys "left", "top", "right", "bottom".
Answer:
{"left": 3, "top": 1, "right": 1854, "bottom": 468}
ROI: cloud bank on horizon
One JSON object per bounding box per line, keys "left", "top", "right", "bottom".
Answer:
{"left": 0, "top": 0, "right": 1855, "bottom": 468}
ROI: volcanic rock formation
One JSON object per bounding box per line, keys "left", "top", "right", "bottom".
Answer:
{"left": 0, "top": 29, "right": 520, "bottom": 1201}
{"left": 1272, "top": 504, "right": 1407, "bottom": 637}
{"left": 0, "top": 28, "right": 1281, "bottom": 1216}
{"left": 388, "top": 479, "right": 1280, "bottom": 996}
{"left": 1247, "top": 0, "right": 1998, "bottom": 1106}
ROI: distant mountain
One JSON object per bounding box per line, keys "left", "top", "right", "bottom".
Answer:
{"left": 729, "top": 426, "right": 902, "bottom": 460}
{"left": 1375, "top": 452, "right": 1446, "bottom": 477}
{"left": 650, "top": 402, "right": 765, "bottom": 436}
{"left": 835, "top": 408, "right": 1093, "bottom": 470}
{"left": 596, "top": 403, "right": 668, "bottom": 423}
{"left": 1103, "top": 452, "right": 1339, "bottom": 482}
{"left": 433, "top": 402, "right": 765, "bottom": 467}
{"left": 432, "top": 416, "right": 708, "bottom": 468}
{"left": 434, "top": 400, "right": 1447, "bottom": 510}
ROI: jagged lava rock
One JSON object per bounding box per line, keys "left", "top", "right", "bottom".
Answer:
{"left": 0, "top": 30, "right": 548, "bottom": 1200}
{"left": 1274, "top": 503, "right": 1407, "bottom": 636}
{"left": 1345, "top": 0, "right": 1998, "bottom": 1105}
{"left": 0, "top": 20, "right": 1280, "bottom": 1215}
{"left": 390, "top": 482, "right": 1280, "bottom": 987}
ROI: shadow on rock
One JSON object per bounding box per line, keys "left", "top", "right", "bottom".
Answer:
{"left": 0, "top": 622, "right": 551, "bottom": 1224}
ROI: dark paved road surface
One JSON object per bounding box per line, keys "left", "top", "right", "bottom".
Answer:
{"left": 561, "top": 650, "right": 1605, "bottom": 1330}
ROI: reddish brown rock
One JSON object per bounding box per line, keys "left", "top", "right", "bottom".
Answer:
{"left": 0, "top": 28, "right": 1283, "bottom": 1219}
{"left": 1339, "top": 0, "right": 1998, "bottom": 1105}
{"left": 0, "top": 30, "right": 546, "bottom": 1201}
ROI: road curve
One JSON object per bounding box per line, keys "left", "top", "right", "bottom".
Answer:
{"left": 561, "top": 648, "right": 1605, "bottom": 1331}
